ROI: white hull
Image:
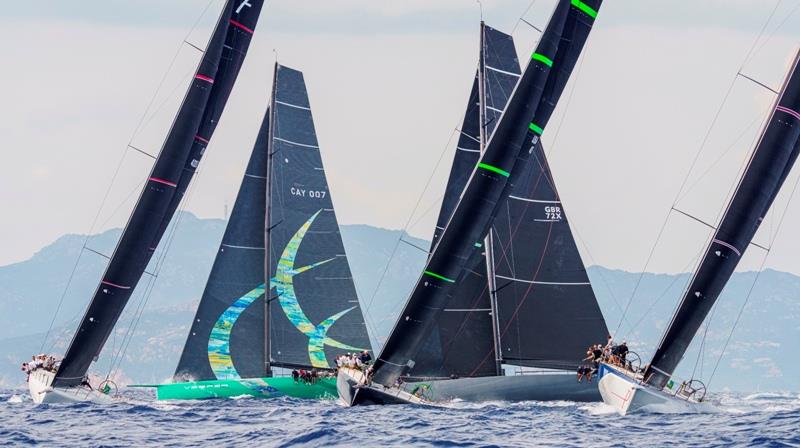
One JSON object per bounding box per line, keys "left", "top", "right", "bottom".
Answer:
{"left": 27, "top": 370, "right": 114, "bottom": 405}
{"left": 597, "top": 363, "right": 713, "bottom": 415}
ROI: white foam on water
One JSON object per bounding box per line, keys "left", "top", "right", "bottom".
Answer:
{"left": 580, "top": 402, "right": 617, "bottom": 416}
{"left": 7, "top": 394, "right": 24, "bottom": 404}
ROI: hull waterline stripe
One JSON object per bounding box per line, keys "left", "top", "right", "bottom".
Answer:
{"left": 531, "top": 53, "right": 553, "bottom": 67}
{"left": 424, "top": 270, "right": 456, "bottom": 283}
{"left": 712, "top": 239, "right": 742, "bottom": 257}
{"left": 571, "top": 0, "right": 598, "bottom": 19}
{"left": 101, "top": 280, "right": 132, "bottom": 290}
{"left": 195, "top": 74, "right": 215, "bottom": 84}
{"left": 229, "top": 19, "right": 254, "bottom": 34}
{"left": 273, "top": 137, "right": 319, "bottom": 149}
{"left": 149, "top": 177, "right": 178, "bottom": 187}
{"left": 496, "top": 274, "right": 590, "bottom": 286}
{"left": 509, "top": 195, "right": 560, "bottom": 204}
{"left": 776, "top": 105, "right": 800, "bottom": 121}
{"left": 478, "top": 162, "right": 510, "bottom": 177}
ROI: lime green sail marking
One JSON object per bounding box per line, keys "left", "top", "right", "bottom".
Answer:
{"left": 531, "top": 53, "right": 553, "bottom": 67}
{"left": 571, "top": 0, "right": 598, "bottom": 19}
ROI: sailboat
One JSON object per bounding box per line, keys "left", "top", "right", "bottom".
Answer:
{"left": 27, "top": 0, "right": 265, "bottom": 404}
{"left": 598, "top": 49, "right": 800, "bottom": 415}
{"left": 146, "top": 63, "right": 372, "bottom": 400}
{"left": 338, "top": 0, "right": 604, "bottom": 406}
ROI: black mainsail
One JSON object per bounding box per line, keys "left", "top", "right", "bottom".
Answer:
{"left": 53, "top": 0, "right": 264, "bottom": 388}
{"left": 372, "top": 0, "right": 603, "bottom": 387}
{"left": 645, "top": 50, "right": 800, "bottom": 389}
{"left": 266, "top": 64, "right": 372, "bottom": 371}
{"left": 173, "top": 108, "right": 270, "bottom": 382}
{"left": 413, "top": 25, "right": 521, "bottom": 379}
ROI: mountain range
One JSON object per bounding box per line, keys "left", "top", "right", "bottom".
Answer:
{"left": 1, "top": 213, "right": 797, "bottom": 392}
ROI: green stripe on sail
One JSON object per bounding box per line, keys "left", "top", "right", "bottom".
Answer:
{"left": 531, "top": 53, "right": 553, "bottom": 67}
{"left": 424, "top": 270, "right": 456, "bottom": 283}
{"left": 529, "top": 122, "right": 544, "bottom": 135}
{"left": 478, "top": 162, "right": 510, "bottom": 178}
{"left": 571, "top": 0, "right": 598, "bottom": 19}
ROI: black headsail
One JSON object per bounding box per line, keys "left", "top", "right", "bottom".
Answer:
{"left": 54, "top": 0, "right": 264, "bottom": 388}
{"left": 412, "top": 24, "right": 521, "bottom": 379}
{"left": 266, "top": 64, "right": 372, "bottom": 371}
{"left": 645, "top": 51, "right": 800, "bottom": 390}
{"left": 490, "top": 0, "right": 609, "bottom": 371}
{"left": 173, "top": 108, "right": 270, "bottom": 382}
{"left": 372, "top": 0, "right": 603, "bottom": 387}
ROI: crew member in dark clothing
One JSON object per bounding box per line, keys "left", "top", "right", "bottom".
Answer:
{"left": 358, "top": 350, "right": 372, "bottom": 365}
{"left": 292, "top": 370, "right": 299, "bottom": 383}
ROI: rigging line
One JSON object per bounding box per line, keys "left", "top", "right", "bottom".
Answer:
{"left": 740, "top": 0, "right": 785, "bottom": 69}
{"left": 625, "top": 251, "right": 703, "bottom": 337}
{"left": 747, "top": 1, "right": 800, "bottom": 69}
{"left": 41, "top": 0, "right": 216, "bottom": 355}
{"left": 738, "top": 72, "right": 780, "bottom": 94}
{"left": 708, "top": 169, "right": 800, "bottom": 389}
{"left": 362, "top": 126, "right": 459, "bottom": 319}
{"left": 128, "top": 145, "right": 157, "bottom": 159}
{"left": 519, "top": 18, "right": 542, "bottom": 33}
{"left": 184, "top": 40, "right": 204, "bottom": 53}
{"left": 511, "top": 0, "right": 539, "bottom": 35}
{"left": 614, "top": 6, "right": 783, "bottom": 337}
{"left": 545, "top": 37, "right": 590, "bottom": 161}
{"left": 676, "top": 114, "right": 763, "bottom": 205}
{"left": 129, "top": 0, "right": 216, "bottom": 140}
{"left": 399, "top": 238, "right": 430, "bottom": 254}
{"left": 109, "top": 176, "right": 202, "bottom": 380}
{"left": 691, "top": 299, "right": 719, "bottom": 381}
{"left": 671, "top": 207, "right": 716, "bottom": 230}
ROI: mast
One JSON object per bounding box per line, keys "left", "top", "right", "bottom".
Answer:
{"left": 265, "top": 63, "right": 372, "bottom": 371}
{"left": 372, "top": 0, "right": 603, "bottom": 387}
{"left": 645, "top": 50, "right": 800, "bottom": 389}
{"left": 264, "top": 61, "right": 279, "bottom": 378}
{"left": 53, "top": 0, "right": 264, "bottom": 388}
{"left": 477, "top": 21, "right": 504, "bottom": 376}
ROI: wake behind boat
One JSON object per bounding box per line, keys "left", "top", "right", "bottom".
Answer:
{"left": 339, "top": 0, "right": 605, "bottom": 406}
{"left": 599, "top": 49, "right": 800, "bottom": 416}
{"left": 26, "top": 0, "right": 264, "bottom": 405}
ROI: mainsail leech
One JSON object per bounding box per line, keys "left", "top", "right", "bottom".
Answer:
{"left": 54, "top": 0, "right": 265, "bottom": 388}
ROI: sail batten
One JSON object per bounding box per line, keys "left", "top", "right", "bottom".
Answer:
{"left": 372, "top": 0, "right": 603, "bottom": 387}
{"left": 54, "top": 0, "right": 265, "bottom": 388}
{"left": 265, "top": 64, "right": 372, "bottom": 370}
{"left": 645, "top": 51, "right": 800, "bottom": 389}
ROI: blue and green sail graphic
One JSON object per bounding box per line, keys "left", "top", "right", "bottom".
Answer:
{"left": 208, "top": 210, "right": 366, "bottom": 379}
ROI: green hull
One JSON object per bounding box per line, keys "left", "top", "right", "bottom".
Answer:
{"left": 145, "top": 377, "right": 337, "bottom": 401}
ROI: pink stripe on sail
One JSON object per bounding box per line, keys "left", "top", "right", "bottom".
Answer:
{"left": 776, "top": 105, "right": 800, "bottom": 121}
{"left": 229, "top": 19, "right": 254, "bottom": 34}
{"left": 149, "top": 177, "right": 177, "bottom": 187}
{"left": 195, "top": 74, "right": 215, "bottom": 84}
{"left": 101, "top": 280, "right": 131, "bottom": 290}
{"left": 712, "top": 239, "right": 741, "bottom": 257}
{"left": 195, "top": 134, "right": 210, "bottom": 144}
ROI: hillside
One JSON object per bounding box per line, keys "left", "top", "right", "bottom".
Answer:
{"left": 1, "top": 213, "right": 797, "bottom": 392}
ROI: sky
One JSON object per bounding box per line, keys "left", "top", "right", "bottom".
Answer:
{"left": 2, "top": 0, "right": 800, "bottom": 276}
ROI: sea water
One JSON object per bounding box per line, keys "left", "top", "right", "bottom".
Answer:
{"left": 0, "top": 388, "right": 797, "bottom": 446}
